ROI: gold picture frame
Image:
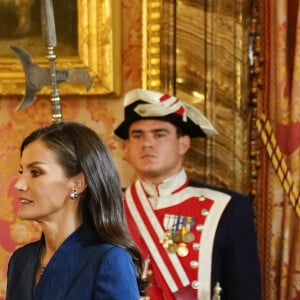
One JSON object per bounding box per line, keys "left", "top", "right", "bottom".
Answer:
{"left": 0, "top": 0, "right": 121, "bottom": 96}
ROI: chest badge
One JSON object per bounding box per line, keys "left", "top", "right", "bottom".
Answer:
{"left": 160, "top": 214, "right": 195, "bottom": 257}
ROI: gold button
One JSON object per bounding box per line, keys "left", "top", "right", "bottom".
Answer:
{"left": 192, "top": 280, "right": 199, "bottom": 289}
{"left": 190, "top": 260, "right": 199, "bottom": 268}
{"left": 196, "top": 224, "right": 204, "bottom": 231}
{"left": 199, "top": 195, "right": 206, "bottom": 201}
{"left": 192, "top": 242, "right": 200, "bottom": 250}
{"left": 201, "top": 209, "right": 209, "bottom": 216}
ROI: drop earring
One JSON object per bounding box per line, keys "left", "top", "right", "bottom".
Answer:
{"left": 70, "top": 188, "right": 79, "bottom": 200}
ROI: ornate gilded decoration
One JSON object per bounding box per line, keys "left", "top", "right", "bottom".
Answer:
{"left": 142, "top": 0, "right": 162, "bottom": 90}
{"left": 249, "top": 2, "right": 263, "bottom": 197}
{"left": 0, "top": 0, "right": 121, "bottom": 96}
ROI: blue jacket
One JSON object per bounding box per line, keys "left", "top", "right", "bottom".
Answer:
{"left": 192, "top": 180, "right": 262, "bottom": 300}
{"left": 6, "top": 222, "right": 140, "bottom": 300}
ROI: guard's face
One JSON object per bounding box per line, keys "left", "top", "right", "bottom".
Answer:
{"left": 14, "top": 139, "right": 76, "bottom": 223}
{"left": 126, "top": 119, "right": 190, "bottom": 184}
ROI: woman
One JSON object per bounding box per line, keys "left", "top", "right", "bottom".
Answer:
{"left": 6, "top": 122, "right": 148, "bottom": 300}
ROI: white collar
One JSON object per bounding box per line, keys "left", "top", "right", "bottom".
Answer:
{"left": 140, "top": 169, "right": 188, "bottom": 209}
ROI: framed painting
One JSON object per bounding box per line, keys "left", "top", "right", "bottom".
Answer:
{"left": 0, "top": 0, "right": 121, "bottom": 95}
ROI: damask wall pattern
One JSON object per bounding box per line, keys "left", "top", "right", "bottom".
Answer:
{"left": 0, "top": 0, "right": 142, "bottom": 298}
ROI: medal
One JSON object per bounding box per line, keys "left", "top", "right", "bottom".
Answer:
{"left": 167, "top": 242, "right": 178, "bottom": 254}
{"left": 181, "top": 216, "right": 195, "bottom": 243}
{"left": 183, "top": 231, "right": 195, "bottom": 243}
{"left": 162, "top": 214, "right": 196, "bottom": 257}
{"left": 160, "top": 231, "right": 171, "bottom": 248}
{"left": 172, "top": 231, "right": 182, "bottom": 243}
{"left": 177, "top": 242, "right": 189, "bottom": 257}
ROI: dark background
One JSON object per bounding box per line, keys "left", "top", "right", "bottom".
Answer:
{"left": 0, "top": 0, "right": 77, "bottom": 57}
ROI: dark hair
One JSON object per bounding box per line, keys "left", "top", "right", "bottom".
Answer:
{"left": 20, "top": 122, "right": 148, "bottom": 295}
{"left": 176, "top": 125, "right": 186, "bottom": 137}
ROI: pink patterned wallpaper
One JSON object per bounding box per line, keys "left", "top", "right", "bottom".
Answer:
{"left": 0, "top": 1, "right": 142, "bottom": 297}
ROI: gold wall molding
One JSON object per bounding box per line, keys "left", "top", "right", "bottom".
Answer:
{"left": 142, "top": 0, "right": 162, "bottom": 90}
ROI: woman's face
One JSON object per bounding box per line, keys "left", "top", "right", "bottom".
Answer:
{"left": 14, "top": 139, "right": 77, "bottom": 223}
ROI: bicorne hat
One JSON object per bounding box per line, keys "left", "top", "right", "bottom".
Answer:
{"left": 114, "top": 88, "right": 218, "bottom": 140}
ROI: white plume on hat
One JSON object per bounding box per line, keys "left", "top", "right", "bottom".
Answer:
{"left": 124, "top": 88, "right": 218, "bottom": 137}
